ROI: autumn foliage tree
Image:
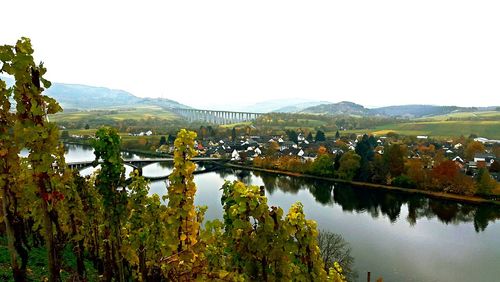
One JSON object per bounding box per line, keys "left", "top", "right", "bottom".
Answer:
{"left": 430, "top": 160, "right": 475, "bottom": 195}
{"left": 465, "top": 141, "right": 485, "bottom": 160}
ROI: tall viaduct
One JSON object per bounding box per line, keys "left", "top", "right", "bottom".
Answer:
{"left": 171, "top": 108, "right": 264, "bottom": 125}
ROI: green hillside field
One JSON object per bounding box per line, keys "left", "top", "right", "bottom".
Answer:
{"left": 369, "top": 120, "right": 500, "bottom": 139}
{"left": 50, "top": 106, "right": 179, "bottom": 122}
{"left": 418, "top": 111, "right": 500, "bottom": 121}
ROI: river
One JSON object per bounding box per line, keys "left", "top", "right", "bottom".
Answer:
{"left": 65, "top": 144, "right": 500, "bottom": 282}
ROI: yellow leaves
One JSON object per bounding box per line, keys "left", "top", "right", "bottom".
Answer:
{"left": 180, "top": 233, "right": 187, "bottom": 241}
{"left": 218, "top": 270, "right": 230, "bottom": 279}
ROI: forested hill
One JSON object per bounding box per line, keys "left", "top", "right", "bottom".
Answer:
{"left": 1, "top": 76, "right": 190, "bottom": 110}
{"left": 300, "top": 101, "right": 370, "bottom": 116}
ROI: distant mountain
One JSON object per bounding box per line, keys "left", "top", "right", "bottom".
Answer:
{"left": 235, "top": 98, "right": 330, "bottom": 113}
{"left": 1, "top": 76, "right": 190, "bottom": 110}
{"left": 272, "top": 101, "right": 331, "bottom": 113}
{"left": 300, "top": 102, "right": 498, "bottom": 118}
{"left": 300, "top": 101, "right": 371, "bottom": 116}
{"left": 371, "top": 105, "right": 496, "bottom": 118}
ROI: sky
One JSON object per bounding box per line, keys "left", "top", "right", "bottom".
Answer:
{"left": 1, "top": 0, "right": 500, "bottom": 109}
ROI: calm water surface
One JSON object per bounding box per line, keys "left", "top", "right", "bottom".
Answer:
{"left": 65, "top": 144, "right": 500, "bottom": 282}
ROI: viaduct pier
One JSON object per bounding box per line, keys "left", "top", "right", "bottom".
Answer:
{"left": 171, "top": 108, "right": 263, "bottom": 125}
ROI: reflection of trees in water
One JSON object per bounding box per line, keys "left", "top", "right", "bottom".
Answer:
{"left": 303, "top": 180, "right": 334, "bottom": 205}
{"left": 332, "top": 183, "right": 500, "bottom": 232}
{"left": 226, "top": 170, "right": 499, "bottom": 232}
{"left": 214, "top": 168, "right": 235, "bottom": 179}
{"left": 255, "top": 172, "right": 278, "bottom": 195}
{"left": 473, "top": 205, "right": 498, "bottom": 232}
{"left": 276, "top": 176, "right": 302, "bottom": 194}
{"left": 64, "top": 143, "right": 94, "bottom": 154}
{"left": 235, "top": 170, "right": 252, "bottom": 185}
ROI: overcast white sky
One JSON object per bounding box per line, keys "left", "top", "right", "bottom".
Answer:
{"left": 2, "top": 1, "right": 500, "bottom": 109}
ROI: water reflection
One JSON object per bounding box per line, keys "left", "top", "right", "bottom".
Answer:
{"left": 245, "top": 170, "right": 500, "bottom": 233}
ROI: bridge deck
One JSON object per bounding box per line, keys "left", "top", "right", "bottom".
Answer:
{"left": 67, "top": 157, "right": 224, "bottom": 170}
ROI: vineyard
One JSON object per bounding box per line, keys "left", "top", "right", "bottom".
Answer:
{"left": 0, "top": 38, "right": 346, "bottom": 281}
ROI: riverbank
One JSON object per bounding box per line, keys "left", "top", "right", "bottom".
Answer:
{"left": 225, "top": 163, "right": 500, "bottom": 207}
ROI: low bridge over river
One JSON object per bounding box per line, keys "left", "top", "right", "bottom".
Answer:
{"left": 68, "top": 157, "right": 226, "bottom": 180}
{"left": 171, "top": 108, "right": 263, "bottom": 125}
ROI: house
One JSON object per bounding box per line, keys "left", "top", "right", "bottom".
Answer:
{"left": 297, "top": 149, "right": 305, "bottom": 157}
{"left": 231, "top": 149, "right": 240, "bottom": 161}
{"left": 302, "top": 152, "right": 317, "bottom": 161}
{"left": 280, "top": 141, "right": 296, "bottom": 151}
{"left": 452, "top": 156, "right": 465, "bottom": 169}
{"left": 145, "top": 130, "right": 153, "bottom": 136}
{"left": 252, "top": 147, "right": 262, "bottom": 158}
{"left": 473, "top": 153, "right": 496, "bottom": 163}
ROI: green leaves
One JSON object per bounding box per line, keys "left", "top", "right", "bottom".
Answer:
{"left": 217, "top": 180, "right": 329, "bottom": 281}
{"left": 1, "top": 37, "right": 70, "bottom": 282}
{"left": 15, "top": 37, "right": 34, "bottom": 54}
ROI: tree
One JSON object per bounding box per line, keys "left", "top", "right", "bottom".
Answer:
{"left": 167, "top": 134, "right": 176, "bottom": 144}
{"left": 392, "top": 174, "right": 417, "bottom": 188}
{"left": 286, "top": 129, "right": 299, "bottom": 143}
{"left": 336, "top": 151, "right": 361, "bottom": 180}
{"left": 308, "top": 154, "right": 335, "bottom": 177}
{"left": 335, "top": 130, "right": 340, "bottom": 139}
{"left": 405, "top": 159, "right": 428, "bottom": 188}
{"left": 84, "top": 123, "right": 90, "bottom": 130}
{"left": 265, "top": 141, "right": 280, "bottom": 158}
{"left": 431, "top": 160, "right": 463, "bottom": 192}
{"left": 60, "top": 130, "right": 70, "bottom": 139}
{"left": 231, "top": 127, "right": 237, "bottom": 142}
{"left": 465, "top": 141, "right": 485, "bottom": 160}
{"left": 371, "top": 154, "right": 388, "bottom": 184}
{"left": 490, "top": 160, "right": 500, "bottom": 173}
{"left": 159, "top": 135, "right": 167, "bottom": 146}
{"left": 318, "top": 230, "right": 357, "bottom": 281}
{"left": 316, "top": 130, "right": 326, "bottom": 142}
{"left": 493, "top": 145, "right": 500, "bottom": 158}
{"left": 199, "top": 125, "right": 207, "bottom": 140}
{"left": 476, "top": 168, "right": 497, "bottom": 195}
{"left": 355, "top": 134, "right": 374, "bottom": 181}
{"left": 306, "top": 132, "right": 314, "bottom": 142}
{"left": 384, "top": 144, "right": 406, "bottom": 178}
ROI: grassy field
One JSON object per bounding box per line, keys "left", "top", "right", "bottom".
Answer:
{"left": 53, "top": 107, "right": 500, "bottom": 140}
{"left": 344, "top": 120, "right": 500, "bottom": 139}
{"left": 418, "top": 111, "right": 500, "bottom": 121}
{"left": 51, "top": 105, "right": 179, "bottom": 122}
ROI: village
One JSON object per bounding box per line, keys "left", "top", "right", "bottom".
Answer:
{"left": 150, "top": 129, "right": 500, "bottom": 183}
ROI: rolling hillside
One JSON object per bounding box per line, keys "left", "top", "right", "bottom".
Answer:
{"left": 1, "top": 76, "right": 190, "bottom": 110}
{"left": 300, "top": 102, "right": 498, "bottom": 118}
